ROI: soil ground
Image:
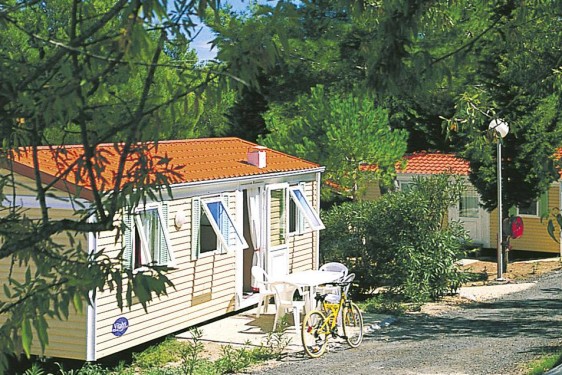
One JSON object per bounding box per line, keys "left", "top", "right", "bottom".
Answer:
{"left": 459, "top": 250, "right": 562, "bottom": 284}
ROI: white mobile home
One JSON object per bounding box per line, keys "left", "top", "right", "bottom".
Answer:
{"left": 0, "top": 137, "right": 325, "bottom": 360}
{"left": 360, "top": 151, "right": 559, "bottom": 252}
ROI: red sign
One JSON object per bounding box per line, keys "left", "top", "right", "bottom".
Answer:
{"left": 511, "top": 216, "right": 524, "bottom": 239}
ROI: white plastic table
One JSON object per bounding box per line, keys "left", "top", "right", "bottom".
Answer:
{"left": 271, "top": 270, "right": 344, "bottom": 312}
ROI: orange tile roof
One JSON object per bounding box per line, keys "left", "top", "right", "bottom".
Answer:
{"left": 7, "top": 138, "right": 322, "bottom": 199}
{"left": 398, "top": 152, "right": 470, "bottom": 175}
{"left": 360, "top": 152, "right": 470, "bottom": 176}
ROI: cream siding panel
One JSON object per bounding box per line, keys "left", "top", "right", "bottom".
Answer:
{"left": 94, "top": 195, "right": 240, "bottom": 359}
{"left": 95, "top": 293, "right": 236, "bottom": 359}
{"left": 359, "top": 181, "right": 382, "bottom": 201}
{"left": 285, "top": 180, "right": 317, "bottom": 273}
{"left": 0, "top": 207, "right": 89, "bottom": 361}
{"left": 489, "top": 185, "right": 559, "bottom": 253}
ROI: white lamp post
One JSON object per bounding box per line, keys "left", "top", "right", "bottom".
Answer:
{"left": 489, "top": 119, "right": 509, "bottom": 281}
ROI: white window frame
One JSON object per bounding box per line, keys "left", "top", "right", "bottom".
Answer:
{"left": 192, "top": 195, "right": 248, "bottom": 259}
{"left": 517, "top": 200, "right": 539, "bottom": 218}
{"left": 288, "top": 183, "right": 306, "bottom": 235}
{"left": 459, "top": 187, "right": 480, "bottom": 218}
{"left": 288, "top": 185, "right": 325, "bottom": 231}
{"left": 124, "top": 203, "right": 175, "bottom": 272}
{"left": 267, "top": 183, "right": 289, "bottom": 250}
{"left": 398, "top": 180, "right": 415, "bottom": 192}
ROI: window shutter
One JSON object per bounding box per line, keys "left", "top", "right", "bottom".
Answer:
{"left": 221, "top": 194, "right": 230, "bottom": 253}
{"left": 123, "top": 213, "right": 133, "bottom": 269}
{"left": 539, "top": 191, "right": 549, "bottom": 217}
{"left": 508, "top": 206, "right": 517, "bottom": 217}
{"left": 298, "top": 182, "right": 306, "bottom": 232}
{"left": 159, "top": 203, "right": 171, "bottom": 265}
{"left": 191, "top": 198, "right": 201, "bottom": 260}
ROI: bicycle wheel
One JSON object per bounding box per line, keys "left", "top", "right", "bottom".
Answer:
{"left": 342, "top": 302, "right": 363, "bottom": 348}
{"left": 301, "top": 310, "right": 329, "bottom": 358}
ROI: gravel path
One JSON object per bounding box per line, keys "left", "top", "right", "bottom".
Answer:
{"left": 254, "top": 271, "right": 562, "bottom": 375}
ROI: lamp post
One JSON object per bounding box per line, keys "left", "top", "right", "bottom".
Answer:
{"left": 489, "top": 119, "right": 509, "bottom": 281}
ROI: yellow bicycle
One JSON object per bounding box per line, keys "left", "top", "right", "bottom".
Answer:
{"left": 301, "top": 273, "right": 363, "bottom": 358}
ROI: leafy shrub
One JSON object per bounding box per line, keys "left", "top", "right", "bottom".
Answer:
{"left": 132, "top": 337, "right": 184, "bottom": 369}
{"left": 321, "top": 174, "right": 471, "bottom": 302}
{"left": 360, "top": 294, "right": 407, "bottom": 315}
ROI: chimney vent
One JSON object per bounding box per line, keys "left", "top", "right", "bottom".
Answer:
{"left": 247, "top": 146, "right": 267, "bottom": 168}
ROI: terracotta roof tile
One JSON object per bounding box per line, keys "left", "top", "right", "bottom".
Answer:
{"left": 8, "top": 138, "right": 321, "bottom": 196}
{"left": 359, "top": 152, "right": 470, "bottom": 176}
{"left": 399, "top": 152, "right": 470, "bottom": 175}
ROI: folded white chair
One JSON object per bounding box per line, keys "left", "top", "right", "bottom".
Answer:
{"left": 251, "top": 266, "right": 276, "bottom": 318}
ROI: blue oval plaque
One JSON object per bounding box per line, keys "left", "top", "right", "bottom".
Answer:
{"left": 112, "top": 317, "right": 129, "bottom": 337}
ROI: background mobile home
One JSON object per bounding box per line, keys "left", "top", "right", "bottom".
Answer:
{"left": 0, "top": 137, "right": 325, "bottom": 361}
{"left": 360, "top": 152, "right": 560, "bottom": 254}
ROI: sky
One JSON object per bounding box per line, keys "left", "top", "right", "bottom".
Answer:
{"left": 190, "top": 0, "right": 274, "bottom": 61}
{"left": 192, "top": 25, "right": 218, "bottom": 61}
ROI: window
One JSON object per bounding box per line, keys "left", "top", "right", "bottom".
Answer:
{"left": 288, "top": 186, "right": 325, "bottom": 231}
{"left": 459, "top": 188, "right": 480, "bottom": 218}
{"left": 269, "top": 188, "right": 287, "bottom": 247}
{"left": 192, "top": 196, "right": 248, "bottom": 259}
{"left": 399, "top": 181, "right": 415, "bottom": 192}
{"left": 518, "top": 200, "right": 539, "bottom": 217}
{"left": 289, "top": 184, "right": 305, "bottom": 234}
{"left": 123, "top": 204, "right": 174, "bottom": 270}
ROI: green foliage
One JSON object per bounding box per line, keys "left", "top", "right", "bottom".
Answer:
{"left": 321, "top": 174, "right": 470, "bottom": 302}
{"left": 23, "top": 363, "right": 46, "bottom": 375}
{"left": 261, "top": 85, "right": 408, "bottom": 199}
{"left": 359, "top": 295, "right": 407, "bottom": 316}
{"left": 0, "top": 0, "right": 225, "bottom": 368}
{"left": 177, "top": 328, "right": 205, "bottom": 375}
{"left": 132, "top": 337, "right": 186, "bottom": 369}
{"left": 217, "top": 0, "right": 562, "bottom": 213}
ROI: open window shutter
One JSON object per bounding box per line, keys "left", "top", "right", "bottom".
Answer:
{"left": 221, "top": 194, "right": 230, "bottom": 254}
{"left": 191, "top": 198, "right": 201, "bottom": 260}
{"left": 539, "top": 191, "right": 549, "bottom": 217}
{"left": 159, "top": 203, "right": 171, "bottom": 265}
{"left": 298, "top": 182, "right": 306, "bottom": 232}
{"left": 123, "top": 213, "right": 133, "bottom": 269}
{"left": 508, "top": 206, "right": 517, "bottom": 217}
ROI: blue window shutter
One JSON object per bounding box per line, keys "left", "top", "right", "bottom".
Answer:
{"left": 191, "top": 198, "right": 201, "bottom": 260}
{"left": 123, "top": 213, "right": 133, "bottom": 269}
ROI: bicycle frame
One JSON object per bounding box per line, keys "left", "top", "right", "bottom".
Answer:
{"left": 314, "top": 287, "right": 350, "bottom": 336}
{"left": 301, "top": 275, "right": 364, "bottom": 358}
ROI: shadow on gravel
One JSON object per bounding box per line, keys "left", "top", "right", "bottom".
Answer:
{"left": 380, "top": 296, "right": 562, "bottom": 342}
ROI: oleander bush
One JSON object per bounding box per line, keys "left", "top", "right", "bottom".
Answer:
{"left": 321, "top": 174, "right": 471, "bottom": 302}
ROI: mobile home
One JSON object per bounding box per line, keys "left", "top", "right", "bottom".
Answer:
{"left": 360, "top": 151, "right": 560, "bottom": 253}
{"left": 0, "top": 137, "right": 325, "bottom": 360}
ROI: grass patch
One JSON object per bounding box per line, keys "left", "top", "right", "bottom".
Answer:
{"left": 524, "top": 349, "right": 562, "bottom": 375}
{"left": 22, "top": 326, "right": 291, "bottom": 375}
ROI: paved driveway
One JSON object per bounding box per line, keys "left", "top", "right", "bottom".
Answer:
{"left": 254, "top": 271, "right": 562, "bottom": 375}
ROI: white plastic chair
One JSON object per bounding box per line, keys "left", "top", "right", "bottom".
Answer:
{"left": 317, "top": 262, "right": 349, "bottom": 295}
{"left": 251, "top": 266, "right": 276, "bottom": 317}
{"left": 269, "top": 281, "right": 306, "bottom": 331}
{"left": 319, "top": 262, "right": 349, "bottom": 278}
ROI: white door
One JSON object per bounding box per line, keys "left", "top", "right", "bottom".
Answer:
{"left": 266, "top": 184, "right": 289, "bottom": 279}
{"left": 450, "top": 186, "right": 489, "bottom": 247}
